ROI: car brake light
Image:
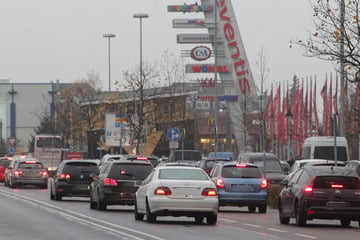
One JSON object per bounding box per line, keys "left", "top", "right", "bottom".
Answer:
{"left": 331, "top": 184, "right": 344, "bottom": 189}
{"left": 260, "top": 179, "right": 268, "bottom": 189}
{"left": 304, "top": 186, "right": 313, "bottom": 192}
{"left": 40, "top": 171, "right": 48, "bottom": 176}
{"left": 136, "top": 157, "right": 148, "bottom": 160}
{"left": 216, "top": 178, "right": 225, "bottom": 189}
{"left": 59, "top": 174, "right": 71, "bottom": 180}
{"left": 103, "top": 178, "right": 118, "bottom": 186}
{"left": 14, "top": 170, "right": 23, "bottom": 176}
{"left": 236, "top": 164, "right": 247, "bottom": 168}
{"left": 154, "top": 187, "right": 172, "bottom": 195}
{"left": 25, "top": 161, "right": 37, "bottom": 164}
{"left": 202, "top": 188, "right": 217, "bottom": 196}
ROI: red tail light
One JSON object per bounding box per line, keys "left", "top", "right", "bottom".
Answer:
{"left": 136, "top": 157, "right": 148, "bottom": 161}
{"left": 304, "top": 185, "right": 313, "bottom": 193}
{"left": 236, "top": 164, "right": 247, "bottom": 168}
{"left": 202, "top": 188, "right": 217, "bottom": 196}
{"left": 216, "top": 178, "right": 225, "bottom": 189}
{"left": 14, "top": 170, "right": 23, "bottom": 176}
{"left": 260, "top": 179, "right": 268, "bottom": 190}
{"left": 59, "top": 174, "right": 71, "bottom": 180}
{"left": 331, "top": 184, "right": 344, "bottom": 189}
{"left": 154, "top": 187, "right": 172, "bottom": 195}
{"left": 103, "top": 178, "right": 118, "bottom": 186}
{"left": 40, "top": 171, "right": 48, "bottom": 177}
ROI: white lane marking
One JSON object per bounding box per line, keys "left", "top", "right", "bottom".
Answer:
{"left": 220, "top": 218, "right": 238, "bottom": 223}
{"left": 294, "top": 233, "right": 318, "bottom": 239}
{"left": 243, "top": 223, "right": 261, "bottom": 228}
{"left": 0, "top": 190, "right": 165, "bottom": 240}
{"left": 267, "top": 228, "right": 288, "bottom": 233}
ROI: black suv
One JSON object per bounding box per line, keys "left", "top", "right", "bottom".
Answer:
{"left": 50, "top": 159, "right": 100, "bottom": 201}
{"left": 89, "top": 159, "right": 153, "bottom": 210}
{"left": 278, "top": 165, "right": 360, "bottom": 227}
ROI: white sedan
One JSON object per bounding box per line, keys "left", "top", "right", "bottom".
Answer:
{"left": 134, "top": 165, "right": 219, "bottom": 225}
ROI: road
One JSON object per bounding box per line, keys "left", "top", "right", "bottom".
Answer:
{"left": 0, "top": 183, "right": 359, "bottom": 240}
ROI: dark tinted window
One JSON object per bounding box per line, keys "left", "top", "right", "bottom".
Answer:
{"left": 159, "top": 168, "right": 208, "bottom": 180}
{"left": 0, "top": 159, "right": 11, "bottom": 168}
{"left": 109, "top": 163, "right": 152, "bottom": 180}
{"left": 174, "top": 151, "right": 202, "bottom": 161}
{"left": 63, "top": 162, "right": 99, "bottom": 175}
{"left": 19, "top": 162, "right": 43, "bottom": 169}
{"left": 221, "top": 165, "right": 262, "bottom": 178}
{"left": 314, "top": 176, "right": 359, "bottom": 189}
{"left": 314, "top": 146, "right": 347, "bottom": 161}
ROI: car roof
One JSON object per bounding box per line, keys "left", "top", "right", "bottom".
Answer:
{"left": 302, "top": 165, "right": 358, "bottom": 177}
{"left": 239, "top": 152, "right": 279, "bottom": 159}
{"left": 110, "top": 159, "right": 152, "bottom": 165}
{"left": 62, "top": 159, "right": 100, "bottom": 164}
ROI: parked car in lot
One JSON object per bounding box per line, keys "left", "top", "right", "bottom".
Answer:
{"left": 135, "top": 165, "right": 218, "bottom": 224}
{"left": 278, "top": 165, "right": 360, "bottom": 227}
{"left": 0, "top": 157, "right": 12, "bottom": 182}
{"left": 209, "top": 162, "right": 268, "bottom": 213}
{"left": 90, "top": 158, "right": 153, "bottom": 210}
{"left": 4, "top": 157, "right": 48, "bottom": 189}
{"left": 49, "top": 159, "right": 100, "bottom": 201}
{"left": 237, "top": 152, "right": 286, "bottom": 184}
{"left": 198, "top": 158, "right": 233, "bottom": 175}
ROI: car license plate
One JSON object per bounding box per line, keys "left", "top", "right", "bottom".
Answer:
{"left": 231, "top": 184, "right": 252, "bottom": 192}
{"left": 326, "top": 201, "right": 350, "bottom": 208}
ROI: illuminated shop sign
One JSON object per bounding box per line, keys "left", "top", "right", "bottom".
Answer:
{"left": 167, "top": 2, "right": 214, "bottom": 13}
{"left": 185, "top": 64, "right": 231, "bottom": 73}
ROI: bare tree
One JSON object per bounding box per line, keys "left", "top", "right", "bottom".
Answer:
{"left": 292, "top": 0, "right": 360, "bottom": 81}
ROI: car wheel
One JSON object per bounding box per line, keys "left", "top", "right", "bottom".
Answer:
{"left": 89, "top": 193, "right": 97, "bottom": 209}
{"left": 134, "top": 201, "right": 144, "bottom": 221}
{"left": 195, "top": 216, "right": 204, "bottom": 223}
{"left": 295, "top": 202, "right": 306, "bottom": 226}
{"left": 146, "top": 200, "right": 156, "bottom": 223}
{"left": 54, "top": 190, "right": 62, "bottom": 201}
{"left": 248, "top": 206, "right": 256, "bottom": 213}
{"left": 258, "top": 204, "right": 267, "bottom": 213}
{"left": 4, "top": 178, "right": 8, "bottom": 186}
{"left": 278, "top": 205, "right": 290, "bottom": 224}
{"left": 9, "top": 178, "right": 15, "bottom": 188}
{"left": 50, "top": 186, "right": 55, "bottom": 200}
{"left": 97, "top": 191, "right": 107, "bottom": 210}
{"left": 340, "top": 219, "right": 351, "bottom": 227}
{"left": 206, "top": 213, "right": 217, "bottom": 225}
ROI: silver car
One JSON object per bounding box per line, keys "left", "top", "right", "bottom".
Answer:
{"left": 135, "top": 165, "right": 218, "bottom": 225}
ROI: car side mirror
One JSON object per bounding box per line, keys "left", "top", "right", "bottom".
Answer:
{"left": 280, "top": 179, "right": 288, "bottom": 187}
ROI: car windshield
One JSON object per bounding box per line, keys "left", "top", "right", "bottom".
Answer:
{"left": 159, "top": 168, "right": 209, "bottom": 180}
{"left": 109, "top": 163, "right": 152, "bottom": 180}
{"left": 222, "top": 166, "right": 262, "bottom": 178}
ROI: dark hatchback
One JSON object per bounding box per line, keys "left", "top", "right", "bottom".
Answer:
{"left": 50, "top": 159, "right": 100, "bottom": 201}
{"left": 89, "top": 159, "right": 153, "bottom": 210}
{"left": 198, "top": 158, "right": 233, "bottom": 175}
{"left": 278, "top": 165, "right": 360, "bottom": 227}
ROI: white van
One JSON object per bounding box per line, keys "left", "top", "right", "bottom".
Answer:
{"left": 301, "top": 136, "right": 349, "bottom": 162}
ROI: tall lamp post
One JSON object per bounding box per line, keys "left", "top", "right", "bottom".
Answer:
{"left": 133, "top": 13, "right": 149, "bottom": 155}
{"left": 103, "top": 33, "right": 116, "bottom": 92}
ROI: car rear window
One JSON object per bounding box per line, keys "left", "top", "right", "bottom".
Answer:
{"left": 250, "top": 159, "right": 282, "bottom": 173}
{"left": 109, "top": 163, "right": 152, "bottom": 180}
{"left": 222, "top": 165, "right": 262, "bottom": 178}
{"left": 174, "top": 151, "right": 202, "bottom": 161}
{"left": 314, "top": 146, "right": 348, "bottom": 162}
{"left": 0, "top": 159, "right": 11, "bottom": 167}
{"left": 63, "top": 162, "right": 99, "bottom": 175}
{"left": 19, "top": 162, "right": 44, "bottom": 169}
{"left": 313, "top": 176, "right": 360, "bottom": 189}
{"left": 159, "top": 168, "right": 209, "bottom": 180}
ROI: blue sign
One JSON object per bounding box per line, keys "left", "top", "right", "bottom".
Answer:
{"left": 7, "top": 146, "right": 15, "bottom": 155}
{"left": 167, "top": 128, "right": 180, "bottom": 141}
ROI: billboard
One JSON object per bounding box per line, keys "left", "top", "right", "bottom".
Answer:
{"left": 105, "top": 114, "right": 132, "bottom": 147}
{"left": 172, "top": 18, "right": 215, "bottom": 28}
{"left": 177, "top": 34, "right": 223, "bottom": 44}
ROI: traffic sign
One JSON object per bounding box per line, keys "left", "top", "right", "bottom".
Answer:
{"left": 8, "top": 137, "right": 16, "bottom": 146}
{"left": 7, "top": 146, "right": 15, "bottom": 155}
{"left": 167, "top": 128, "right": 180, "bottom": 141}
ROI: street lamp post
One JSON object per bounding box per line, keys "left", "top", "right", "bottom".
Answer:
{"left": 103, "top": 33, "right": 116, "bottom": 92}
{"left": 133, "top": 13, "right": 149, "bottom": 155}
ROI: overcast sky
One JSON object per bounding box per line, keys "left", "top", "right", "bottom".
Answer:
{"left": 0, "top": 0, "right": 335, "bottom": 92}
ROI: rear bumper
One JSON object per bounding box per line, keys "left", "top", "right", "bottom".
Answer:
{"left": 218, "top": 190, "right": 267, "bottom": 206}
{"left": 149, "top": 196, "right": 218, "bottom": 216}
{"left": 305, "top": 206, "right": 360, "bottom": 220}
{"left": 56, "top": 183, "right": 91, "bottom": 197}
{"left": 13, "top": 177, "right": 48, "bottom": 185}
